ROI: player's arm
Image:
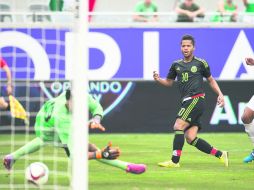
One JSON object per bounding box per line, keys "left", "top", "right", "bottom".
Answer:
{"left": 133, "top": 14, "right": 148, "bottom": 22}
{"left": 218, "top": 0, "right": 226, "bottom": 14}
{"left": 88, "top": 94, "right": 103, "bottom": 117}
{"left": 63, "top": 142, "right": 120, "bottom": 159}
{"left": 88, "top": 143, "right": 100, "bottom": 160}
{"left": 207, "top": 76, "right": 224, "bottom": 107}
{"left": 88, "top": 94, "right": 105, "bottom": 131}
{"left": 175, "top": 5, "right": 192, "bottom": 16}
{"left": 201, "top": 60, "right": 224, "bottom": 107}
{"left": 2, "top": 65, "right": 12, "bottom": 95}
{"left": 175, "top": 4, "right": 200, "bottom": 19}
{"left": 88, "top": 152, "right": 97, "bottom": 160}
{"left": 193, "top": 5, "right": 205, "bottom": 17}
{"left": 150, "top": 5, "right": 158, "bottom": 22}
{"left": 153, "top": 63, "right": 176, "bottom": 87}
{"left": 88, "top": 142, "right": 120, "bottom": 160}
{"left": 153, "top": 71, "right": 174, "bottom": 87}
{"left": 246, "top": 57, "right": 254, "bottom": 65}
{"left": 243, "top": 0, "right": 248, "bottom": 7}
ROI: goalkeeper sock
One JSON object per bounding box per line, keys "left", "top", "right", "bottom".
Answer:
{"left": 244, "top": 121, "right": 254, "bottom": 145}
{"left": 11, "top": 137, "right": 44, "bottom": 160}
{"left": 171, "top": 130, "right": 184, "bottom": 164}
{"left": 190, "top": 137, "right": 222, "bottom": 158}
{"left": 97, "top": 159, "right": 128, "bottom": 171}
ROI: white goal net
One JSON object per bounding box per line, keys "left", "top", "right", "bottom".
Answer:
{"left": 0, "top": 0, "right": 88, "bottom": 189}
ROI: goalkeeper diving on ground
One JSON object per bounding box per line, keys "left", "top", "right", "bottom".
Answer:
{"left": 3, "top": 89, "right": 146, "bottom": 174}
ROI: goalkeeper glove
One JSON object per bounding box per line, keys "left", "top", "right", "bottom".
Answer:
{"left": 95, "top": 142, "right": 120, "bottom": 160}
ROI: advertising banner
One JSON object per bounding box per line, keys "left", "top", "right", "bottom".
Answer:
{"left": 93, "top": 80, "right": 253, "bottom": 133}
{"left": 0, "top": 28, "right": 253, "bottom": 80}
{"left": 0, "top": 80, "right": 252, "bottom": 133}
{"left": 0, "top": 28, "right": 68, "bottom": 80}
{"left": 89, "top": 28, "right": 254, "bottom": 80}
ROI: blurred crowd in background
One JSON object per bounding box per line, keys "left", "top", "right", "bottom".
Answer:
{"left": 0, "top": 0, "right": 253, "bottom": 23}
{"left": 131, "top": 0, "right": 254, "bottom": 23}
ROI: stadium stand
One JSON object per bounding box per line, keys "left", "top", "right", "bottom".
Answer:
{"left": 27, "top": 0, "right": 51, "bottom": 22}
{"left": 93, "top": 0, "right": 245, "bottom": 12}
{"left": 0, "top": 0, "right": 251, "bottom": 24}
{"left": 0, "top": 0, "right": 13, "bottom": 22}
{"left": 0, "top": 0, "right": 246, "bottom": 13}
{"left": 89, "top": 0, "right": 250, "bottom": 24}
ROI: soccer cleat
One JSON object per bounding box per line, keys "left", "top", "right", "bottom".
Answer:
{"left": 3, "top": 154, "right": 15, "bottom": 171}
{"left": 126, "top": 163, "right": 146, "bottom": 174}
{"left": 219, "top": 151, "right": 229, "bottom": 167}
{"left": 158, "top": 160, "right": 180, "bottom": 168}
{"left": 243, "top": 151, "right": 254, "bottom": 163}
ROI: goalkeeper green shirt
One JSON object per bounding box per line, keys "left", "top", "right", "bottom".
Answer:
{"left": 35, "top": 91, "right": 103, "bottom": 144}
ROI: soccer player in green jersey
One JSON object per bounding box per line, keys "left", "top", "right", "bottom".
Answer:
{"left": 3, "top": 90, "right": 146, "bottom": 174}
{"left": 153, "top": 35, "right": 228, "bottom": 168}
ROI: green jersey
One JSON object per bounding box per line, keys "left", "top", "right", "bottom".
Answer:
{"left": 245, "top": 0, "right": 254, "bottom": 12}
{"left": 135, "top": 1, "right": 157, "bottom": 12}
{"left": 167, "top": 56, "right": 211, "bottom": 100}
{"left": 224, "top": 0, "right": 237, "bottom": 11}
{"left": 211, "top": 1, "right": 237, "bottom": 22}
{"left": 34, "top": 91, "right": 103, "bottom": 144}
{"left": 42, "top": 91, "right": 69, "bottom": 127}
{"left": 39, "top": 92, "right": 103, "bottom": 126}
{"left": 135, "top": 1, "right": 157, "bottom": 18}
{"left": 49, "top": 0, "right": 64, "bottom": 11}
{"left": 88, "top": 94, "right": 103, "bottom": 118}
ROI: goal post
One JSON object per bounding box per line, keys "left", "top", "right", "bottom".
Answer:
{"left": 71, "top": 0, "right": 89, "bottom": 189}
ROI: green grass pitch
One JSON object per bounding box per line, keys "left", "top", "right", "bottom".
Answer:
{"left": 0, "top": 133, "right": 254, "bottom": 190}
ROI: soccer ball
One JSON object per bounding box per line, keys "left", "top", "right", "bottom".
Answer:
{"left": 25, "top": 162, "right": 49, "bottom": 186}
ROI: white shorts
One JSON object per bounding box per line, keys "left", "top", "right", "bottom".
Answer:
{"left": 246, "top": 95, "right": 254, "bottom": 111}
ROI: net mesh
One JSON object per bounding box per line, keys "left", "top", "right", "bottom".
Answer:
{"left": 0, "top": 13, "right": 76, "bottom": 190}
